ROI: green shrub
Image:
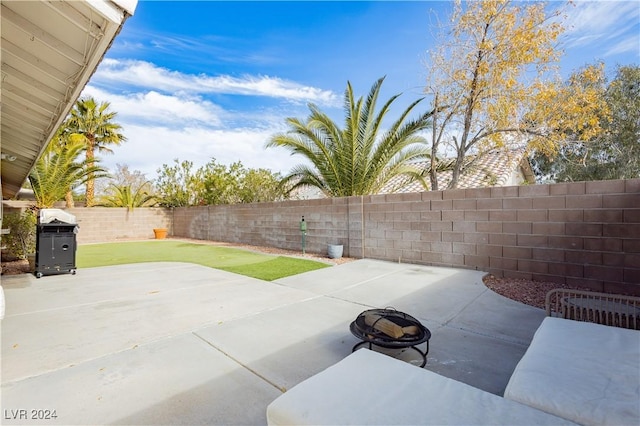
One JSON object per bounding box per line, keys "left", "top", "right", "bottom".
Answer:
{"left": 1, "top": 210, "right": 37, "bottom": 260}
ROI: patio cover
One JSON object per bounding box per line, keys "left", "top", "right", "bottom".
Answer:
{"left": 1, "top": 0, "right": 138, "bottom": 200}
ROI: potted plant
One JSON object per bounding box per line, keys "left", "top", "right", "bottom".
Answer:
{"left": 153, "top": 228, "right": 168, "bottom": 239}
{"left": 327, "top": 243, "right": 343, "bottom": 259}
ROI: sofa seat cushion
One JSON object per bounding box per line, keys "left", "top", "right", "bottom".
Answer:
{"left": 267, "top": 349, "right": 576, "bottom": 425}
{"left": 504, "top": 317, "right": 640, "bottom": 426}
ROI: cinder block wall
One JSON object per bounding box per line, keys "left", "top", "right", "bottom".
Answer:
{"left": 173, "top": 198, "right": 351, "bottom": 255}
{"left": 67, "top": 207, "right": 172, "bottom": 244}
{"left": 173, "top": 179, "right": 640, "bottom": 295}
{"left": 358, "top": 179, "right": 639, "bottom": 294}
{"left": 15, "top": 179, "right": 636, "bottom": 293}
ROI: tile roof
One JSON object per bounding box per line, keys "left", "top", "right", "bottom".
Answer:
{"left": 380, "top": 149, "right": 534, "bottom": 194}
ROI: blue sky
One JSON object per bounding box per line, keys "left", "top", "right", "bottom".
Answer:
{"left": 83, "top": 1, "right": 640, "bottom": 181}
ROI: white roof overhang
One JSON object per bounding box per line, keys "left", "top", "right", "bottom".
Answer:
{"left": 1, "top": 0, "right": 137, "bottom": 199}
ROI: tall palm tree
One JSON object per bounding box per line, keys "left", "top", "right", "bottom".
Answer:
{"left": 266, "top": 77, "right": 435, "bottom": 197}
{"left": 65, "top": 97, "right": 126, "bottom": 206}
{"left": 29, "top": 139, "right": 108, "bottom": 209}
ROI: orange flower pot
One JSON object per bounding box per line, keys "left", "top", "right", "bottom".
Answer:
{"left": 153, "top": 228, "right": 168, "bottom": 239}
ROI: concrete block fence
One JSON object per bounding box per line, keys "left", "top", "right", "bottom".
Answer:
{"left": 66, "top": 207, "right": 172, "bottom": 244}
{"left": 354, "top": 179, "right": 640, "bottom": 295}
{"left": 171, "top": 198, "right": 351, "bottom": 254}
{"left": 8, "top": 178, "right": 637, "bottom": 294}
{"left": 172, "top": 179, "right": 640, "bottom": 295}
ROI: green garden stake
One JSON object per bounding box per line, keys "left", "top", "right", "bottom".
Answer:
{"left": 300, "top": 216, "right": 307, "bottom": 254}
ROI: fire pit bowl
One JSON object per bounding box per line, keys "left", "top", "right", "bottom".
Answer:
{"left": 349, "top": 308, "right": 431, "bottom": 367}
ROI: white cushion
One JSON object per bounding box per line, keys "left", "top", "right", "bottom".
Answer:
{"left": 39, "top": 208, "right": 76, "bottom": 224}
{"left": 504, "top": 317, "right": 640, "bottom": 426}
{"left": 267, "top": 349, "right": 576, "bottom": 425}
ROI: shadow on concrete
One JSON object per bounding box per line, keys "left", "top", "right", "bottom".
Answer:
{"left": 1, "top": 260, "right": 545, "bottom": 425}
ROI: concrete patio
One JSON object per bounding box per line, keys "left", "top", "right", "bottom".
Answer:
{"left": 1, "top": 259, "right": 546, "bottom": 425}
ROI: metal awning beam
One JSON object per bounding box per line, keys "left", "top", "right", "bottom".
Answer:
{"left": 2, "top": 82, "right": 59, "bottom": 117}
{"left": 2, "top": 39, "right": 70, "bottom": 87}
{"left": 1, "top": 4, "right": 87, "bottom": 66}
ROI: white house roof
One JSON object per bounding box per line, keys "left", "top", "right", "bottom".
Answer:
{"left": 1, "top": 0, "right": 137, "bottom": 199}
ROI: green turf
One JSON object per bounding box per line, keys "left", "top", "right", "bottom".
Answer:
{"left": 77, "top": 241, "right": 330, "bottom": 281}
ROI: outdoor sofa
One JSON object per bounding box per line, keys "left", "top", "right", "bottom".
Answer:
{"left": 266, "top": 290, "right": 640, "bottom": 425}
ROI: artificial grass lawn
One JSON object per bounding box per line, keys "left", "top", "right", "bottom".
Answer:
{"left": 77, "top": 241, "right": 330, "bottom": 281}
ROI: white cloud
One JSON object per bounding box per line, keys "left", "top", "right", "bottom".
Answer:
{"left": 83, "top": 85, "right": 225, "bottom": 126}
{"left": 80, "top": 58, "right": 340, "bottom": 181}
{"left": 99, "top": 123, "right": 304, "bottom": 180}
{"left": 93, "top": 59, "right": 340, "bottom": 106}
{"left": 562, "top": 1, "right": 640, "bottom": 55}
{"left": 80, "top": 84, "right": 308, "bottom": 179}
{"left": 607, "top": 35, "right": 640, "bottom": 56}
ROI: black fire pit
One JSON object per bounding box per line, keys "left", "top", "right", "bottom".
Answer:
{"left": 350, "top": 308, "right": 431, "bottom": 367}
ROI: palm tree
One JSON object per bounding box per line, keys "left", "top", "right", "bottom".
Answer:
{"left": 266, "top": 77, "right": 435, "bottom": 197}
{"left": 46, "top": 129, "right": 86, "bottom": 207}
{"left": 99, "top": 182, "right": 157, "bottom": 210}
{"left": 65, "top": 97, "right": 126, "bottom": 206}
{"left": 29, "top": 139, "right": 108, "bottom": 209}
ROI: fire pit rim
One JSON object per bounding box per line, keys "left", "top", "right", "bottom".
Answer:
{"left": 350, "top": 307, "right": 431, "bottom": 347}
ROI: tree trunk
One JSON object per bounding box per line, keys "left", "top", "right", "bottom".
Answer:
{"left": 65, "top": 190, "right": 75, "bottom": 208}
{"left": 430, "top": 95, "right": 439, "bottom": 191}
{"left": 450, "top": 24, "right": 489, "bottom": 190}
{"left": 448, "top": 148, "right": 466, "bottom": 190}
{"left": 85, "top": 137, "right": 95, "bottom": 207}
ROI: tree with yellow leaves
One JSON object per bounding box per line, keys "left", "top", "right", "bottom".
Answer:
{"left": 532, "top": 64, "right": 638, "bottom": 182}
{"left": 425, "top": 0, "right": 606, "bottom": 189}
{"left": 526, "top": 62, "right": 610, "bottom": 157}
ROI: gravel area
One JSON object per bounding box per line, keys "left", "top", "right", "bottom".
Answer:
{"left": 482, "top": 275, "right": 591, "bottom": 309}
{"left": 2, "top": 239, "right": 587, "bottom": 310}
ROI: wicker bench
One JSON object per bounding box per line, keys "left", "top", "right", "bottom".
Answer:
{"left": 500, "top": 289, "right": 640, "bottom": 425}
{"left": 546, "top": 288, "right": 640, "bottom": 330}
{"left": 504, "top": 316, "right": 640, "bottom": 425}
